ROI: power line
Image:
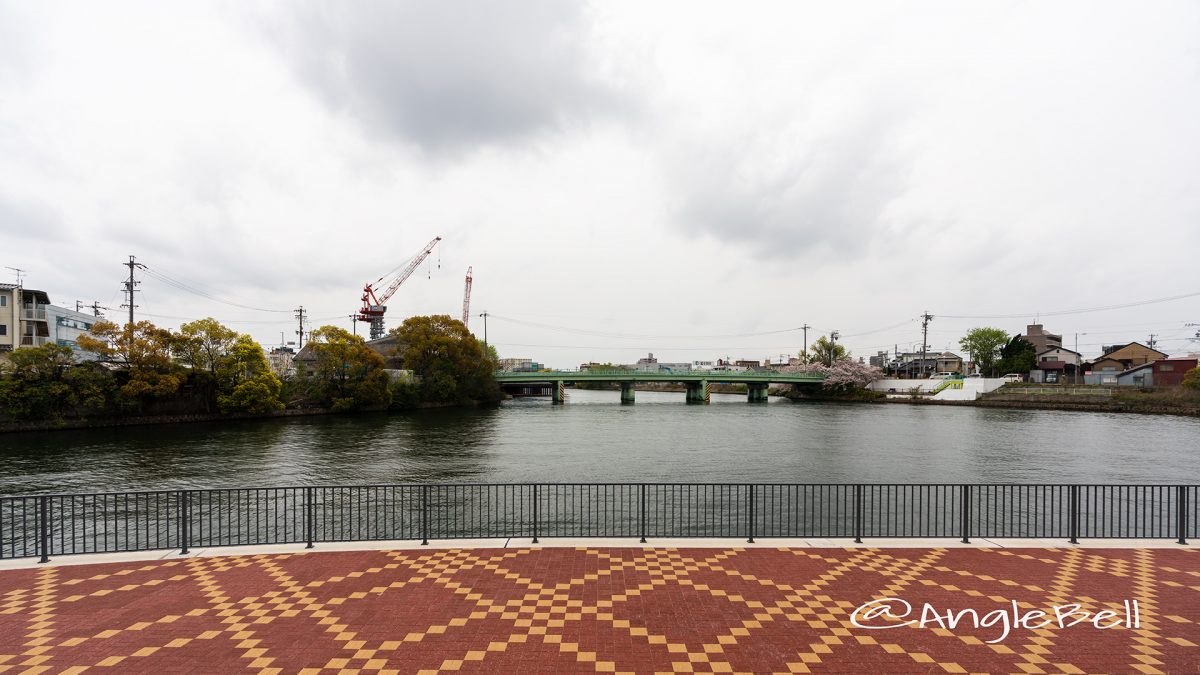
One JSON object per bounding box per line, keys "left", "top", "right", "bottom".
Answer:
{"left": 938, "top": 289, "right": 1200, "bottom": 320}
{"left": 141, "top": 266, "right": 292, "bottom": 313}
{"left": 487, "top": 314, "right": 806, "bottom": 340}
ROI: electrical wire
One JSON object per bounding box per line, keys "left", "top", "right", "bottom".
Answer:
{"left": 937, "top": 290, "right": 1200, "bottom": 320}
{"left": 488, "top": 314, "right": 806, "bottom": 340}
{"left": 141, "top": 266, "right": 292, "bottom": 313}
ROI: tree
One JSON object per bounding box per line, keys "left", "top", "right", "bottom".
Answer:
{"left": 76, "top": 320, "right": 184, "bottom": 407}
{"left": 174, "top": 318, "right": 238, "bottom": 376}
{"left": 995, "top": 335, "right": 1037, "bottom": 378}
{"left": 390, "top": 315, "right": 501, "bottom": 404}
{"left": 958, "top": 327, "right": 1010, "bottom": 376}
{"left": 300, "top": 326, "right": 391, "bottom": 411}
{"left": 1181, "top": 366, "right": 1200, "bottom": 392}
{"left": 808, "top": 336, "right": 848, "bottom": 367}
{"left": 216, "top": 334, "right": 284, "bottom": 415}
{"left": 0, "top": 344, "right": 75, "bottom": 419}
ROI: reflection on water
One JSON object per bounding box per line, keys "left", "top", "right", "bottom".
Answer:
{"left": 1, "top": 389, "right": 1198, "bottom": 494}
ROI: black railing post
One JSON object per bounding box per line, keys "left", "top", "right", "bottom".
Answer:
{"left": 532, "top": 484, "right": 539, "bottom": 544}
{"left": 1178, "top": 485, "right": 1188, "bottom": 546}
{"left": 305, "top": 486, "right": 314, "bottom": 549}
{"left": 1069, "top": 484, "right": 1079, "bottom": 545}
{"left": 960, "top": 484, "right": 971, "bottom": 544}
{"left": 37, "top": 495, "right": 49, "bottom": 564}
{"left": 747, "top": 485, "right": 755, "bottom": 544}
{"left": 639, "top": 484, "right": 647, "bottom": 544}
{"left": 854, "top": 485, "right": 863, "bottom": 544}
{"left": 421, "top": 485, "right": 429, "bottom": 546}
{"left": 179, "top": 490, "right": 190, "bottom": 555}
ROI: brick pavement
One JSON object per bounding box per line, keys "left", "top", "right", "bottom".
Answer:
{"left": 1, "top": 547, "right": 1197, "bottom": 673}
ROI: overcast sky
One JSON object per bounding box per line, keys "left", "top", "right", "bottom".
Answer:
{"left": 2, "top": 0, "right": 1199, "bottom": 367}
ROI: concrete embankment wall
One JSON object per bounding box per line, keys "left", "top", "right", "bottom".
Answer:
{"left": 868, "top": 378, "right": 1008, "bottom": 399}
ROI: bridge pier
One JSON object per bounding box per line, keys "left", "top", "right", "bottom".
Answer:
{"left": 685, "top": 380, "right": 709, "bottom": 404}
{"left": 748, "top": 383, "right": 769, "bottom": 403}
{"left": 552, "top": 381, "right": 565, "bottom": 404}
{"left": 620, "top": 382, "right": 635, "bottom": 404}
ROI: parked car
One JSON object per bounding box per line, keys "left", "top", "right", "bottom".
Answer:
{"left": 1001, "top": 373, "right": 1022, "bottom": 383}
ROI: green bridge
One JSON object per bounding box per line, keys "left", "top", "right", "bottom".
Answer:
{"left": 493, "top": 369, "right": 826, "bottom": 404}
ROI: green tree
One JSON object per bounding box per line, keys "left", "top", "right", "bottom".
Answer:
{"left": 216, "top": 334, "right": 284, "bottom": 414}
{"left": 300, "top": 326, "right": 391, "bottom": 411}
{"left": 958, "top": 327, "right": 1010, "bottom": 376}
{"left": 172, "top": 317, "right": 239, "bottom": 411}
{"left": 995, "top": 335, "right": 1037, "bottom": 377}
{"left": 808, "top": 336, "right": 849, "bottom": 367}
{"left": 390, "top": 315, "right": 501, "bottom": 404}
{"left": 175, "top": 318, "right": 238, "bottom": 376}
{"left": 0, "top": 344, "right": 75, "bottom": 419}
{"left": 1181, "top": 366, "right": 1200, "bottom": 391}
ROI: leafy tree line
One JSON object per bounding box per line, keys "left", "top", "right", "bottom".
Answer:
{"left": 0, "top": 314, "right": 501, "bottom": 423}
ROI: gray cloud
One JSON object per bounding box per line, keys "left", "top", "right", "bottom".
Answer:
{"left": 0, "top": 194, "right": 67, "bottom": 242}
{"left": 668, "top": 110, "right": 912, "bottom": 261}
{"left": 269, "top": 0, "right": 619, "bottom": 153}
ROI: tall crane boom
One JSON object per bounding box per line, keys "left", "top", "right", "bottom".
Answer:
{"left": 358, "top": 236, "right": 441, "bottom": 340}
{"left": 462, "top": 267, "right": 473, "bottom": 328}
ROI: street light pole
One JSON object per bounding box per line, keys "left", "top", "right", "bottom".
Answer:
{"left": 478, "top": 311, "right": 489, "bottom": 346}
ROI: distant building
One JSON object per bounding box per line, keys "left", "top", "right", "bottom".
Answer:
{"left": 1037, "top": 347, "right": 1081, "bottom": 367}
{"left": 1153, "top": 357, "right": 1198, "bottom": 388}
{"left": 691, "top": 360, "right": 715, "bottom": 370}
{"left": 498, "top": 358, "right": 543, "bottom": 372}
{"left": 633, "top": 353, "right": 659, "bottom": 372}
{"left": 1024, "top": 324, "right": 1063, "bottom": 355}
{"left": 868, "top": 351, "right": 889, "bottom": 368}
{"left": 0, "top": 284, "right": 99, "bottom": 359}
{"left": 1032, "top": 347, "right": 1083, "bottom": 383}
{"left": 935, "top": 352, "right": 964, "bottom": 374}
{"left": 1114, "top": 363, "right": 1154, "bottom": 388}
{"left": 1088, "top": 342, "right": 1167, "bottom": 372}
{"left": 267, "top": 347, "right": 295, "bottom": 379}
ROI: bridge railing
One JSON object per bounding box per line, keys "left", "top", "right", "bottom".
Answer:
{"left": 1, "top": 483, "right": 1194, "bottom": 561}
{"left": 495, "top": 368, "right": 825, "bottom": 378}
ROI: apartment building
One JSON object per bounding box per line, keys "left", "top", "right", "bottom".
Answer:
{"left": 0, "top": 284, "right": 100, "bottom": 357}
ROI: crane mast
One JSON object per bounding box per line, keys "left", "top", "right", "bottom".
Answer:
{"left": 358, "top": 236, "right": 441, "bottom": 340}
{"left": 462, "top": 267, "right": 473, "bottom": 328}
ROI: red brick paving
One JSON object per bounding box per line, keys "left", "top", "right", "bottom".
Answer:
{"left": 1, "top": 547, "right": 1197, "bottom": 673}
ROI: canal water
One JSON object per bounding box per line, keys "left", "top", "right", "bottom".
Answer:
{"left": 1, "top": 390, "right": 1198, "bottom": 494}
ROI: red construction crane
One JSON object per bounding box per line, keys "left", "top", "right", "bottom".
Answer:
{"left": 462, "top": 266, "right": 473, "bottom": 328}
{"left": 357, "top": 236, "right": 441, "bottom": 340}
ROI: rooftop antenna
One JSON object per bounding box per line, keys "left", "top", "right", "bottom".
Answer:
{"left": 4, "top": 267, "right": 25, "bottom": 287}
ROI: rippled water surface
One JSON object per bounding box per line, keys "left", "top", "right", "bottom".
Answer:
{"left": 1, "top": 389, "right": 1198, "bottom": 494}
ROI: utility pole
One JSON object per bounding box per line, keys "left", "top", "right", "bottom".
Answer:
{"left": 920, "top": 311, "right": 934, "bottom": 378}
{"left": 88, "top": 301, "right": 108, "bottom": 318}
{"left": 828, "top": 330, "right": 840, "bottom": 367}
{"left": 478, "top": 311, "right": 489, "bottom": 346}
{"left": 121, "top": 255, "right": 144, "bottom": 327}
{"left": 294, "top": 306, "right": 307, "bottom": 349}
{"left": 801, "top": 324, "right": 811, "bottom": 362}
{"left": 1147, "top": 333, "right": 1158, "bottom": 350}
{"left": 348, "top": 315, "right": 358, "bottom": 336}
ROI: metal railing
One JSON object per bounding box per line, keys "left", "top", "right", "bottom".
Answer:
{"left": 1, "top": 483, "right": 1194, "bottom": 562}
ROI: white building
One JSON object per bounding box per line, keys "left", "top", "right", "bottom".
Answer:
{"left": 0, "top": 284, "right": 102, "bottom": 359}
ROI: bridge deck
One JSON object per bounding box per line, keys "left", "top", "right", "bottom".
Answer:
{"left": 495, "top": 369, "right": 824, "bottom": 384}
